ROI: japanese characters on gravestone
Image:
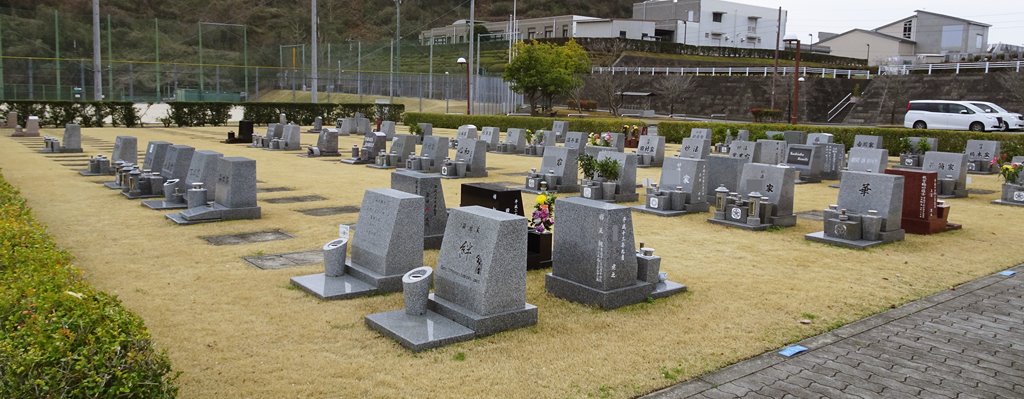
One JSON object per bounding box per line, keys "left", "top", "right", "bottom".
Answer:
{"left": 479, "top": 127, "right": 501, "bottom": 151}
{"left": 440, "top": 138, "right": 487, "bottom": 179}
{"left": 690, "top": 128, "right": 711, "bottom": 140}
{"left": 583, "top": 132, "right": 625, "bottom": 158}
{"left": 341, "top": 131, "right": 387, "bottom": 165}
{"left": 545, "top": 197, "right": 686, "bottom": 309}
{"left": 806, "top": 133, "right": 833, "bottom": 145}
{"left": 552, "top": 120, "right": 569, "bottom": 143}
{"left": 496, "top": 128, "right": 527, "bottom": 154}
{"left": 853, "top": 134, "right": 883, "bottom": 150}
{"left": 755, "top": 139, "right": 788, "bottom": 165}
{"left": 365, "top": 206, "right": 537, "bottom": 352}
{"left": 125, "top": 145, "right": 195, "bottom": 200}
{"left": 678, "top": 137, "right": 711, "bottom": 160}
{"left": 635, "top": 135, "right": 665, "bottom": 167}
{"left": 846, "top": 148, "right": 889, "bottom": 174}
{"left": 884, "top": 168, "right": 961, "bottom": 234}
{"left": 291, "top": 188, "right": 425, "bottom": 300}
{"left": 523, "top": 130, "right": 556, "bottom": 157}
{"left": 392, "top": 170, "right": 448, "bottom": 248}
{"left": 581, "top": 151, "right": 639, "bottom": 203}
{"left": 784, "top": 144, "right": 825, "bottom": 184}
{"left": 564, "top": 131, "right": 587, "bottom": 153}
{"left": 708, "top": 163, "right": 797, "bottom": 231}
{"left": 143, "top": 150, "right": 223, "bottom": 210}
{"left": 922, "top": 151, "right": 968, "bottom": 198}
{"left": 461, "top": 183, "right": 524, "bottom": 216}
{"left": 416, "top": 123, "right": 432, "bottom": 144}
{"left": 43, "top": 123, "right": 83, "bottom": 153}
{"left": 636, "top": 156, "right": 709, "bottom": 216}
{"left": 993, "top": 156, "right": 1024, "bottom": 206}
{"left": 404, "top": 136, "right": 449, "bottom": 173}
{"left": 167, "top": 157, "right": 262, "bottom": 224}
{"left": 451, "top": 124, "right": 478, "bottom": 148}
{"left": 369, "top": 134, "right": 418, "bottom": 169}
{"left": 380, "top": 120, "right": 397, "bottom": 140}
{"left": 524, "top": 147, "right": 580, "bottom": 194}
{"left": 897, "top": 137, "right": 938, "bottom": 169}
{"left": 805, "top": 171, "right": 906, "bottom": 249}
{"left": 306, "top": 129, "right": 340, "bottom": 157}
{"left": 964, "top": 139, "right": 1000, "bottom": 174}
{"left": 817, "top": 142, "right": 846, "bottom": 180}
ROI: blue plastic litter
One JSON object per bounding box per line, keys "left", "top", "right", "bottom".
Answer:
{"left": 999, "top": 270, "right": 1017, "bottom": 277}
{"left": 778, "top": 345, "right": 807, "bottom": 357}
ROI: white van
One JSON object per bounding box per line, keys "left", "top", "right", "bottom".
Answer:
{"left": 968, "top": 101, "right": 1024, "bottom": 131}
{"left": 904, "top": 100, "right": 1003, "bottom": 132}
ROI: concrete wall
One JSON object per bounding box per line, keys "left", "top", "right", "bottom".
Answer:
{"left": 817, "top": 31, "right": 910, "bottom": 66}
{"left": 844, "top": 73, "right": 1024, "bottom": 125}
{"left": 914, "top": 12, "right": 988, "bottom": 55}
{"left": 575, "top": 20, "right": 656, "bottom": 40}
{"left": 875, "top": 17, "right": 915, "bottom": 42}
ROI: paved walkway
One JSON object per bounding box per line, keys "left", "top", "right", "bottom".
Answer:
{"left": 646, "top": 265, "right": 1024, "bottom": 399}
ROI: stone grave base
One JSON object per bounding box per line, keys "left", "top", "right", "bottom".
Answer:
{"left": 429, "top": 294, "right": 537, "bottom": 337}
{"left": 141, "top": 199, "right": 189, "bottom": 210}
{"left": 804, "top": 230, "right": 906, "bottom": 249}
{"left": 707, "top": 214, "right": 796, "bottom": 231}
{"left": 522, "top": 185, "right": 580, "bottom": 195}
{"left": 633, "top": 203, "right": 710, "bottom": 217}
{"left": 340, "top": 158, "right": 372, "bottom": 165}
{"left": 902, "top": 218, "right": 962, "bottom": 235}
{"left": 290, "top": 262, "right": 405, "bottom": 300}
{"left": 102, "top": 182, "right": 123, "bottom": 189}
{"left": 166, "top": 205, "right": 262, "bottom": 225}
{"left": 122, "top": 191, "right": 163, "bottom": 200}
{"left": 366, "top": 164, "right": 399, "bottom": 170}
{"left": 79, "top": 169, "right": 114, "bottom": 177}
{"left": 364, "top": 310, "right": 475, "bottom": 352}
{"left": 890, "top": 164, "right": 922, "bottom": 170}
{"left": 992, "top": 200, "right": 1024, "bottom": 207}
{"left": 794, "top": 177, "right": 822, "bottom": 185}
{"left": 636, "top": 162, "right": 663, "bottom": 169}
{"left": 651, "top": 280, "right": 688, "bottom": 299}
{"left": 41, "top": 148, "right": 84, "bottom": 154}
{"left": 545, "top": 273, "right": 657, "bottom": 310}
{"left": 441, "top": 172, "right": 488, "bottom": 180}
{"left": 937, "top": 191, "right": 968, "bottom": 199}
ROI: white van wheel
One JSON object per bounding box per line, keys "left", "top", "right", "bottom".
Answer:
{"left": 912, "top": 121, "right": 927, "bottom": 129}
{"left": 969, "top": 122, "right": 985, "bottom": 132}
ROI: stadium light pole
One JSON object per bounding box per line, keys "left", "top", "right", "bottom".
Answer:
{"left": 311, "top": 0, "right": 318, "bottom": 103}
{"left": 457, "top": 57, "right": 469, "bottom": 114}
{"left": 92, "top": 0, "right": 102, "bottom": 101}
{"left": 783, "top": 34, "right": 801, "bottom": 125}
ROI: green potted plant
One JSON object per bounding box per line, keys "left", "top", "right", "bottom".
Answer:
{"left": 596, "top": 157, "right": 621, "bottom": 199}
{"left": 578, "top": 154, "right": 597, "bottom": 184}
{"left": 916, "top": 138, "right": 931, "bottom": 154}
{"left": 997, "top": 160, "right": 1024, "bottom": 204}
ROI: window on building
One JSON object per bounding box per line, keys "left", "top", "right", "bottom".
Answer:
{"left": 976, "top": 34, "right": 983, "bottom": 49}
{"left": 902, "top": 20, "right": 912, "bottom": 39}
{"left": 562, "top": 25, "right": 569, "bottom": 37}
{"left": 712, "top": 12, "right": 724, "bottom": 23}
{"left": 688, "top": 10, "right": 694, "bottom": 22}
{"left": 748, "top": 17, "right": 758, "bottom": 34}
{"left": 544, "top": 28, "right": 552, "bottom": 38}
{"left": 527, "top": 27, "right": 536, "bottom": 39}
{"left": 619, "top": 30, "right": 627, "bottom": 38}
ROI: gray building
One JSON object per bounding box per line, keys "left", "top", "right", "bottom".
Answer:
{"left": 817, "top": 10, "right": 990, "bottom": 65}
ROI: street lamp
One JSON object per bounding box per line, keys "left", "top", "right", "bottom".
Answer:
{"left": 866, "top": 43, "right": 871, "bottom": 66}
{"left": 457, "top": 57, "right": 470, "bottom": 114}
{"left": 782, "top": 34, "right": 802, "bottom": 125}
{"left": 808, "top": 33, "right": 813, "bottom": 53}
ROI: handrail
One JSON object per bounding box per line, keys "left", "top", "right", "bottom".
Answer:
{"left": 882, "top": 60, "right": 1023, "bottom": 75}
{"left": 827, "top": 93, "right": 853, "bottom": 122}
{"left": 591, "top": 66, "right": 872, "bottom": 79}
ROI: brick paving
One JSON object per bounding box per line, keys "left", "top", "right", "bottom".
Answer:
{"left": 645, "top": 266, "right": 1024, "bottom": 399}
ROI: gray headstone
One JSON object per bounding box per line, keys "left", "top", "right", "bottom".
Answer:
{"left": 647, "top": 125, "right": 658, "bottom": 136}
{"left": 738, "top": 163, "right": 797, "bottom": 219}
{"left": 314, "top": 129, "right": 339, "bottom": 154}
{"left": 727, "top": 140, "right": 760, "bottom": 161}
{"left": 784, "top": 144, "right": 825, "bottom": 182}
{"left": 690, "top": 128, "right": 711, "bottom": 140}
{"left": 183, "top": 150, "right": 224, "bottom": 200}
{"left": 5, "top": 111, "right": 16, "bottom": 129}
{"left": 391, "top": 170, "right": 447, "bottom": 248}
{"left": 782, "top": 131, "right": 807, "bottom": 146}
{"left": 413, "top": 136, "right": 449, "bottom": 173}
{"left": 214, "top": 157, "right": 258, "bottom": 209}
{"left": 452, "top": 138, "right": 487, "bottom": 177}
{"left": 534, "top": 130, "right": 556, "bottom": 146}
{"left": 818, "top": 143, "right": 846, "bottom": 180}
{"left": 340, "top": 118, "right": 355, "bottom": 135}
{"left": 736, "top": 130, "right": 750, "bottom": 141}
{"left": 279, "top": 113, "right": 287, "bottom": 125}
{"left": 678, "top": 138, "right": 711, "bottom": 160}
{"left": 528, "top": 147, "right": 579, "bottom": 192}
{"left": 417, "top": 123, "right": 432, "bottom": 143}
{"left": 636, "top": 135, "right": 666, "bottom": 166}
{"left": 313, "top": 116, "right": 323, "bottom": 131}
{"left": 350, "top": 189, "right": 425, "bottom": 277}
{"left": 564, "top": 131, "right": 587, "bottom": 151}
{"left": 503, "top": 128, "right": 527, "bottom": 152}
{"left": 25, "top": 116, "right": 40, "bottom": 136}
{"left": 281, "top": 124, "right": 302, "bottom": 150}
{"left": 922, "top": 151, "right": 968, "bottom": 196}
{"left": 755, "top": 140, "right": 788, "bottom": 165}
{"left": 846, "top": 148, "right": 889, "bottom": 174}
{"left": 837, "top": 171, "right": 905, "bottom": 229}
{"left": 356, "top": 118, "right": 371, "bottom": 135}
{"left": 457, "top": 125, "right": 478, "bottom": 141}
{"left": 480, "top": 127, "right": 500, "bottom": 150}
{"left": 550, "top": 197, "right": 637, "bottom": 292}
{"left": 853, "top": 135, "right": 883, "bottom": 149}
{"left": 62, "top": 124, "right": 82, "bottom": 151}
{"left": 160, "top": 145, "right": 196, "bottom": 193}
{"left": 965, "top": 139, "right": 1000, "bottom": 171}
{"left": 272, "top": 123, "right": 285, "bottom": 139}
{"left": 806, "top": 133, "right": 834, "bottom": 145}
{"left": 112, "top": 136, "right": 138, "bottom": 164}
{"left": 380, "top": 120, "right": 397, "bottom": 140}
{"left": 388, "top": 134, "right": 418, "bottom": 164}
{"left": 659, "top": 157, "right": 708, "bottom": 204}
{"left": 705, "top": 155, "right": 749, "bottom": 197}
{"left": 596, "top": 151, "right": 638, "bottom": 202}
{"left": 552, "top": 120, "right": 569, "bottom": 142}
{"left": 142, "top": 141, "right": 173, "bottom": 171}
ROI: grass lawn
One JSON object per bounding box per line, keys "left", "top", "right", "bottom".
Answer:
{"left": 1, "top": 124, "right": 1020, "bottom": 398}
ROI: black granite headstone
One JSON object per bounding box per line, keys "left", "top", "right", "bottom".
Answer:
{"left": 460, "top": 183, "right": 524, "bottom": 216}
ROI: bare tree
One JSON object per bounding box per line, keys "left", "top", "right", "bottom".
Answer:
{"left": 875, "top": 75, "right": 918, "bottom": 125}
{"left": 587, "top": 73, "right": 630, "bottom": 116}
{"left": 653, "top": 73, "right": 695, "bottom": 115}
{"left": 568, "top": 78, "right": 587, "bottom": 113}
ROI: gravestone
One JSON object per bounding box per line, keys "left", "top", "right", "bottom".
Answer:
{"left": 726, "top": 140, "right": 760, "bottom": 162}
{"left": 564, "top": 131, "right": 587, "bottom": 152}
{"left": 736, "top": 130, "right": 750, "bottom": 142}
{"left": 580, "top": 151, "right": 638, "bottom": 203}
{"left": 22, "top": 116, "right": 41, "bottom": 137}
{"left": 964, "top": 139, "right": 1000, "bottom": 174}
{"left": 884, "top": 168, "right": 961, "bottom": 234}
{"left": 636, "top": 156, "right": 709, "bottom": 216}
{"left": 341, "top": 132, "right": 387, "bottom": 165}
{"left": 279, "top": 113, "right": 288, "bottom": 125}
{"left": 61, "top": 123, "right": 83, "bottom": 152}
{"left": 461, "top": 183, "right": 524, "bottom": 216}
{"left": 708, "top": 163, "right": 797, "bottom": 230}
{"left": 806, "top": 171, "right": 906, "bottom": 249}
{"left": 82, "top": 135, "right": 136, "bottom": 176}
{"left": 647, "top": 125, "right": 658, "bottom": 136}
{"left": 126, "top": 145, "right": 195, "bottom": 199}
{"left": 690, "top": 128, "right": 711, "bottom": 140}
{"left": 552, "top": 120, "right": 569, "bottom": 143}
{"left": 4, "top": 111, "right": 16, "bottom": 129}
{"left": 365, "top": 206, "right": 536, "bottom": 352}
{"left": 266, "top": 124, "right": 301, "bottom": 150}
{"left": 897, "top": 137, "right": 938, "bottom": 169}
{"left": 806, "top": 133, "right": 834, "bottom": 145}
{"left": 635, "top": 135, "right": 666, "bottom": 167}
{"left": 922, "top": 151, "right": 968, "bottom": 198}
{"left": 678, "top": 137, "right": 711, "bottom": 160}
{"left": 479, "top": 127, "right": 500, "bottom": 151}
{"left": 452, "top": 124, "right": 478, "bottom": 148}
{"left": 380, "top": 120, "right": 397, "bottom": 140}
{"left": 524, "top": 147, "right": 580, "bottom": 193}
{"left": 309, "top": 116, "right": 323, "bottom": 133}
{"left": 496, "top": 128, "right": 527, "bottom": 154}
{"left": 306, "top": 129, "right": 340, "bottom": 157}
{"left": 993, "top": 155, "right": 1024, "bottom": 206}
{"left": 846, "top": 148, "right": 889, "bottom": 174}
{"left": 440, "top": 138, "right": 487, "bottom": 179}
{"left": 782, "top": 130, "right": 807, "bottom": 146}
{"left": 292, "top": 189, "right": 425, "bottom": 300}
{"left": 853, "top": 135, "right": 883, "bottom": 149}
{"left": 392, "top": 170, "right": 447, "bottom": 248}
{"left": 143, "top": 150, "right": 223, "bottom": 210}
{"left": 703, "top": 141, "right": 760, "bottom": 198}
{"left": 583, "top": 133, "right": 625, "bottom": 158}
{"left": 546, "top": 197, "right": 686, "bottom": 309}
{"left": 339, "top": 118, "right": 355, "bottom": 136}
{"left": 167, "top": 157, "right": 262, "bottom": 224}
{"left": 142, "top": 141, "right": 173, "bottom": 172}
{"left": 103, "top": 139, "right": 164, "bottom": 189}
{"left": 416, "top": 122, "right": 432, "bottom": 144}
{"left": 404, "top": 136, "right": 449, "bottom": 173}
{"left": 817, "top": 143, "right": 846, "bottom": 180}
{"left": 755, "top": 140, "right": 788, "bottom": 165}
{"left": 523, "top": 130, "right": 556, "bottom": 157}
{"left": 225, "top": 120, "right": 254, "bottom": 143}
{"left": 784, "top": 144, "right": 824, "bottom": 184}
{"left": 369, "top": 134, "right": 417, "bottom": 169}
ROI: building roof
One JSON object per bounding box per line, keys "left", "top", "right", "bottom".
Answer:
{"left": 815, "top": 28, "right": 916, "bottom": 45}
{"left": 913, "top": 10, "right": 991, "bottom": 28}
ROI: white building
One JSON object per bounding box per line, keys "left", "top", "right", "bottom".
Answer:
{"left": 419, "top": 15, "right": 655, "bottom": 45}
{"left": 631, "top": 0, "right": 787, "bottom": 49}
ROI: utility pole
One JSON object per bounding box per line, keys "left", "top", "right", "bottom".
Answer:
{"left": 0, "top": 19, "right": 5, "bottom": 100}
{"left": 55, "top": 11, "right": 61, "bottom": 100}
{"left": 395, "top": 0, "right": 401, "bottom": 75}
{"left": 468, "top": 0, "right": 475, "bottom": 115}
{"left": 155, "top": 18, "right": 160, "bottom": 101}
{"left": 428, "top": 39, "right": 433, "bottom": 98}
{"left": 770, "top": 6, "right": 781, "bottom": 109}
{"left": 92, "top": 0, "right": 102, "bottom": 100}
{"left": 106, "top": 14, "right": 112, "bottom": 100}
{"left": 311, "top": 0, "right": 318, "bottom": 103}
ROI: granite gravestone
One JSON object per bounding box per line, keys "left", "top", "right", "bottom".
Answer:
{"left": 884, "top": 168, "right": 960, "bottom": 234}
{"left": 784, "top": 144, "right": 825, "bottom": 183}
{"left": 690, "top": 128, "right": 711, "bottom": 140}
{"left": 635, "top": 135, "right": 666, "bottom": 167}
{"left": 647, "top": 125, "right": 658, "bottom": 136}
{"left": 846, "top": 148, "right": 889, "bottom": 174}
{"left": 993, "top": 156, "right": 1024, "bottom": 206}
{"left": 4, "top": 111, "right": 16, "bottom": 129}
{"left": 678, "top": 137, "right": 711, "bottom": 160}
{"left": 126, "top": 145, "right": 195, "bottom": 200}
{"left": 44, "top": 123, "right": 83, "bottom": 153}
{"left": 103, "top": 140, "right": 167, "bottom": 189}
{"left": 636, "top": 156, "right": 709, "bottom": 216}
{"left": 461, "top": 183, "right": 524, "bottom": 216}
{"left": 143, "top": 150, "right": 223, "bottom": 210}
{"left": 922, "top": 151, "right": 968, "bottom": 198}
{"left": 416, "top": 123, "right": 432, "bottom": 144}
{"left": 564, "top": 131, "right": 587, "bottom": 152}
{"left": 480, "top": 127, "right": 501, "bottom": 151}
{"left": 496, "top": 128, "right": 527, "bottom": 154}
{"left": 853, "top": 135, "right": 883, "bottom": 150}
{"left": 580, "top": 151, "right": 638, "bottom": 203}
{"left": 806, "top": 133, "right": 834, "bottom": 145}
{"left": 341, "top": 132, "right": 387, "bottom": 165}
{"left": 453, "top": 124, "right": 478, "bottom": 148}
{"left": 369, "top": 134, "right": 418, "bottom": 169}
{"left": 309, "top": 116, "right": 323, "bottom": 133}
{"left": 703, "top": 148, "right": 754, "bottom": 200}
{"left": 365, "top": 206, "right": 536, "bottom": 352}
{"left": 167, "top": 157, "right": 261, "bottom": 224}
{"left": 306, "top": 129, "right": 340, "bottom": 157}
{"left": 583, "top": 133, "right": 626, "bottom": 158}
{"left": 523, "top": 130, "right": 556, "bottom": 156}
{"left": 552, "top": 120, "right": 569, "bottom": 143}
{"left": 817, "top": 143, "right": 846, "bottom": 180}
{"left": 339, "top": 118, "right": 356, "bottom": 136}
{"left": 546, "top": 197, "right": 686, "bottom": 309}
{"left": 266, "top": 124, "right": 301, "bottom": 150}
{"left": 21, "top": 116, "right": 41, "bottom": 137}
{"left": 736, "top": 130, "right": 751, "bottom": 142}
{"left": 806, "top": 171, "right": 906, "bottom": 249}
{"left": 897, "top": 137, "right": 938, "bottom": 169}
{"left": 292, "top": 189, "right": 424, "bottom": 300}
{"left": 114, "top": 141, "right": 174, "bottom": 194}
{"left": 380, "top": 120, "right": 398, "bottom": 140}
{"left": 524, "top": 147, "right": 580, "bottom": 194}
{"left": 964, "top": 139, "right": 1000, "bottom": 174}
{"left": 111, "top": 136, "right": 138, "bottom": 165}
{"left": 708, "top": 163, "right": 797, "bottom": 230}
{"left": 755, "top": 140, "right": 788, "bottom": 165}
{"left": 279, "top": 113, "right": 288, "bottom": 125}
{"left": 782, "top": 131, "right": 807, "bottom": 146}
{"left": 441, "top": 138, "right": 487, "bottom": 179}
{"left": 392, "top": 170, "right": 448, "bottom": 248}
{"left": 404, "top": 136, "right": 449, "bottom": 173}
{"left": 225, "top": 120, "right": 254, "bottom": 143}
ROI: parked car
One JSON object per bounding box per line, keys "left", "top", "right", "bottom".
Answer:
{"left": 968, "top": 101, "right": 1024, "bottom": 131}
{"left": 904, "top": 100, "right": 1003, "bottom": 132}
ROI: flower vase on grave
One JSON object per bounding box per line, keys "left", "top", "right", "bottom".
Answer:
{"left": 1001, "top": 183, "right": 1024, "bottom": 204}
{"left": 527, "top": 230, "right": 553, "bottom": 270}
{"left": 713, "top": 185, "right": 729, "bottom": 220}
{"left": 939, "top": 175, "right": 956, "bottom": 197}
{"left": 402, "top": 267, "right": 433, "bottom": 316}
{"left": 323, "top": 238, "right": 348, "bottom": 277}
{"left": 861, "top": 210, "right": 883, "bottom": 241}
{"left": 601, "top": 181, "right": 618, "bottom": 200}
{"left": 186, "top": 182, "right": 208, "bottom": 207}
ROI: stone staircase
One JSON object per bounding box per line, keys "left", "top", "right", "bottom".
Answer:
{"left": 843, "top": 73, "right": 1024, "bottom": 126}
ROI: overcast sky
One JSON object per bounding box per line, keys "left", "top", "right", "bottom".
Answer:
{"left": 753, "top": 0, "right": 1024, "bottom": 45}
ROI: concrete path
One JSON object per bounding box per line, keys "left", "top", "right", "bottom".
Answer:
{"left": 646, "top": 265, "right": 1024, "bottom": 399}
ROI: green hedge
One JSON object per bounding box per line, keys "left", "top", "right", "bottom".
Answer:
{"left": 242, "top": 103, "right": 405, "bottom": 125}
{"left": 167, "top": 102, "right": 233, "bottom": 127}
{"left": 0, "top": 172, "right": 178, "bottom": 398}
{"left": 403, "top": 112, "right": 1024, "bottom": 158}
{"left": 0, "top": 101, "right": 140, "bottom": 128}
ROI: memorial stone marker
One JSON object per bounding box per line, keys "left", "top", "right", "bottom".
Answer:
{"left": 380, "top": 120, "right": 397, "bottom": 140}
{"left": 369, "top": 134, "right": 418, "bottom": 169}
{"left": 806, "top": 171, "right": 906, "bottom": 249}
{"left": 678, "top": 137, "right": 711, "bottom": 160}
{"left": 524, "top": 147, "right": 580, "bottom": 193}
{"left": 853, "top": 135, "right": 883, "bottom": 149}
{"left": 922, "top": 151, "right": 968, "bottom": 198}
{"left": 635, "top": 135, "right": 666, "bottom": 167}
{"left": 708, "top": 163, "right": 797, "bottom": 230}
{"left": 784, "top": 144, "right": 825, "bottom": 183}
{"left": 897, "top": 137, "right": 938, "bottom": 168}
{"left": 392, "top": 170, "right": 448, "bottom": 248}
{"left": 167, "top": 157, "right": 262, "bottom": 224}
{"left": 440, "top": 138, "right": 487, "bottom": 178}
{"left": 552, "top": 120, "right": 569, "bottom": 143}
{"left": 461, "top": 183, "right": 524, "bottom": 216}
{"left": 495, "top": 128, "right": 527, "bottom": 154}
{"left": 964, "top": 139, "right": 1000, "bottom": 174}
{"left": 846, "top": 148, "right": 889, "bottom": 174}
{"left": 580, "top": 151, "right": 638, "bottom": 203}
{"left": 884, "top": 168, "right": 961, "bottom": 234}
{"left": 564, "top": 131, "right": 587, "bottom": 152}
{"left": 404, "top": 136, "right": 449, "bottom": 173}
{"left": 306, "top": 129, "right": 340, "bottom": 157}
{"left": 636, "top": 156, "right": 709, "bottom": 216}
{"left": 480, "top": 127, "right": 501, "bottom": 151}
{"left": 341, "top": 132, "right": 387, "bottom": 165}
{"left": 143, "top": 150, "right": 223, "bottom": 210}
{"left": 755, "top": 139, "right": 788, "bottom": 165}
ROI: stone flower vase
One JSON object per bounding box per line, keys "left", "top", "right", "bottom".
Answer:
{"left": 402, "top": 266, "right": 433, "bottom": 316}
{"left": 323, "top": 238, "right": 349, "bottom": 277}
{"left": 1002, "top": 183, "right": 1024, "bottom": 203}
{"left": 601, "top": 181, "right": 618, "bottom": 200}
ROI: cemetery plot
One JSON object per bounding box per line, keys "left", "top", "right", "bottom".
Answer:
{"left": 805, "top": 171, "right": 906, "bottom": 249}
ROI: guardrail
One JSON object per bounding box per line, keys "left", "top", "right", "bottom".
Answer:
{"left": 883, "top": 60, "right": 1024, "bottom": 75}
{"left": 591, "top": 66, "right": 872, "bottom": 79}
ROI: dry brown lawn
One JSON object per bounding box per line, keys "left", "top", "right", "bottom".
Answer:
{"left": 2, "top": 125, "right": 1021, "bottom": 399}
